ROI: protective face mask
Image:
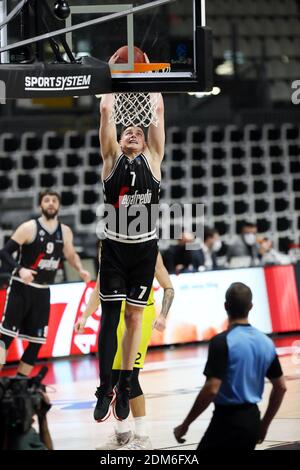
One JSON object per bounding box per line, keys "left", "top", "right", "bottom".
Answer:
{"left": 243, "top": 233, "right": 256, "bottom": 246}
{"left": 212, "top": 239, "right": 222, "bottom": 252}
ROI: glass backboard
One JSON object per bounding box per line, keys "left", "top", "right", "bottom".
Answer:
{"left": 66, "top": 0, "right": 212, "bottom": 92}
{"left": 0, "top": 0, "right": 212, "bottom": 96}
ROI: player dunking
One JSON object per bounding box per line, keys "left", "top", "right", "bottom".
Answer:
{"left": 0, "top": 190, "right": 91, "bottom": 375}
{"left": 75, "top": 251, "right": 174, "bottom": 449}
{"left": 94, "top": 52, "right": 165, "bottom": 422}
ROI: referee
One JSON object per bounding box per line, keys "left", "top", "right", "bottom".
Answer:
{"left": 174, "top": 282, "right": 287, "bottom": 450}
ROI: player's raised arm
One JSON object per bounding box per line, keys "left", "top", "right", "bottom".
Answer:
{"left": 99, "top": 52, "right": 121, "bottom": 167}
{"left": 99, "top": 94, "right": 120, "bottom": 162}
{"left": 147, "top": 93, "right": 165, "bottom": 161}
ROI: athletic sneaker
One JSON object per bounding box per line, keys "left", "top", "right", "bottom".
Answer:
{"left": 117, "top": 435, "right": 153, "bottom": 450}
{"left": 93, "top": 386, "right": 115, "bottom": 422}
{"left": 0, "top": 340, "right": 6, "bottom": 365}
{"left": 112, "top": 385, "right": 130, "bottom": 421}
{"left": 95, "top": 431, "right": 133, "bottom": 450}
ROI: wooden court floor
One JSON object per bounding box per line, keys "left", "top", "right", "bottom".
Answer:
{"left": 2, "top": 339, "right": 300, "bottom": 451}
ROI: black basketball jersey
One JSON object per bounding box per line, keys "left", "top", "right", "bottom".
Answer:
{"left": 14, "top": 218, "right": 64, "bottom": 285}
{"left": 102, "top": 153, "right": 160, "bottom": 243}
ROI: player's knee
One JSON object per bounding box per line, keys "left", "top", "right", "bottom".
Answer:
{"left": 21, "top": 342, "right": 42, "bottom": 366}
{"left": 125, "top": 305, "right": 143, "bottom": 328}
{"left": 124, "top": 310, "right": 143, "bottom": 329}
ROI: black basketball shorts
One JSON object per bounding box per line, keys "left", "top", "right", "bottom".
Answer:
{"left": 0, "top": 280, "right": 50, "bottom": 344}
{"left": 99, "top": 238, "right": 158, "bottom": 307}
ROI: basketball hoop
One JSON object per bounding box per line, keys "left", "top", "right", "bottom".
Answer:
{"left": 110, "top": 62, "right": 170, "bottom": 127}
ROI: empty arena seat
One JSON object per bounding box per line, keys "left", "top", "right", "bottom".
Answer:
{"left": 293, "top": 179, "right": 300, "bottom": 191}
{"left": 213, "top": 182, "right": 228, "bottom": 197}
{"left": 250, "top": 145, "right": 264, "bottom": 158}
{"left": 40, "top": 173, "right": 56, "bottom": 187}
{"left": 273, "top": 179, "right": 287, "bottom": 193}
{"left": 0, "top": 156, "right": 14, "bottom": 171}
{"left": 187, "top": 127, "right": 206, "bottom": 144}
{"left": 170, "top": 148, "right": 187, "bottom": 162}
{"left": 214, "top": 221, "right": 229, "bottom": 235}
{"left": 65, "top": 131, "right": 84, "bottom": 149}
{"left": 231, "top": 163, "right": 246, "bottom": 177}
{"left": 288, "top": 144, "right": 300, "bottom": 157}
{"left": 271, "top": 161, "right": 285, "bottom": 175}
{"left": 212, "top": 147, "right": 226, "bottom": 160}
{"left": 21, "top": 133, "right": 42, "bottom": 151}
{"left": 43, "top": 153, "right": 60, "bottom": 169}
{"left": 231, "top": 146, "right": 245, "bottom": 159}
{"left": 269, "top": 145, "right": 283, "bottom": 158}
{"left": 43, "top": 132, "right": 64, "bottom": 150}
{"left": 233, "top": 181, "right": 248, "bottom": 195}
{"left": 84, "top": 171, "right": 99, "bottom": 185}
{"left": 290, "top": 160, "right": 300, "bottom": 173}
{"left": 257, "top": 218, "right": 271, "bottom": 232}
{"left": 251, "top": 162, "right": 266, "bottom": 176}
{"left": 88, "top": 151, "right": 100, "bottom": 167}
{"left": 0, "top": 133, "right": 20, "bottom": 152}
{"left": 0, "top": 175, "right": 12, "bottom": 190}
{"left": 170, "top": 166, "right": 186, "bottom": 180}
{"left": 191, "top": 148, "right": 207, "bottom": 161}
{"left": 62, "top": 172, "right": 79, "bottom": 187}
{"left": 80, "top": 209, "right": 96, "bottom": 225}
{"left": 192, "top": 165, "right": 206, "bottom": 179}
{"left": 212, "top": 164, "right": 226, "bottom": 178}
{"left": 277, "top": 217, "right": 291, "bottom": 231}
{"left": 85, "top": 130, "right": 100, "bottom": 149}
{"left": 255, "top": 199, "right": 269, "bottom": 213}
{"left": 66, "top": 152, "right": 82, "bottom": 168}
{"left": 213, "top": 201, "right": 228, "bottom": 216}
{"left": 274, "top": 198, "right": 289, "bottom": 212}
{"left": 83, "top": 190, "right": 99, "bottom": 205}
{"left": 253, "top": 180, "right": 268, "bottom": 194}
{"left": 17, "top": 174, "right": 34, "bottom": 189}
{"left": 167, "top": 127, "right": 186, "bottom": 144}
{"left": 234, "top": 200, "right": 249, "bottom": 215}
{"left": 61, "top": 191, "right": 77, "bottom": 206}
{"left": 192, "top": 183, "right": 207, "bottom": 198}
{"left": 21, "top": 155, "right": 38, "bottom": 170}
{"left": 171, "top": 185, "right": 186, "bottom": 199}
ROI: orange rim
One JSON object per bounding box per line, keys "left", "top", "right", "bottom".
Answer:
{"left": 111, "top": 62, "right": 170, "bottom": 74}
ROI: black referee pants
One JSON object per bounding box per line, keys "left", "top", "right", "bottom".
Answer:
{"left": 197, "top": 403, "right": 260, "bottom": 451}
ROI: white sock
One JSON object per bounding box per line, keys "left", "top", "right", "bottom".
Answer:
{"left": 134, "top": 416, "right": 147, "bottom": 437}
{"left": 115, "top": 418, "right": 131, "bottom": 434}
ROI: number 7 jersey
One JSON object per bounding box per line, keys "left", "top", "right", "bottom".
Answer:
{"left": 102, "top": 153, "right": 160, "bottom": 244}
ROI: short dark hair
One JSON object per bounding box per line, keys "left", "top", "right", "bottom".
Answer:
{"left": 38, "top": 190, "right": 61, "bottom": 205}
{"left": 240, "top": 222, "right": 257, "bottom": 233}
{"left": 120, "top": 125, "right": 146, "bottom": 138}
{"left": 225, "top": 282, "right": 252, "bottom": 319}
{"left": 204, "top": 226, "right": 218, "bottom": 241}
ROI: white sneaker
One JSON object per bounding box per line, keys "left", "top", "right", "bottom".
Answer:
{"left": 117, "top": 435, "right": 153, "bottom": 451}
{"left": 95, "top": 430, "right": 133, "bottom": 450}
{"left": 0, "top": 340, "right": 6, "bottom": 366}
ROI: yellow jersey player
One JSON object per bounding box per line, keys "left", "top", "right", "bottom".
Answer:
{"left": 74, "top": 252, "right": 174, "bottom": 450}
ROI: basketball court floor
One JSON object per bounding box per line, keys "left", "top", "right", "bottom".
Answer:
{"left": 2, "top": 337, "right": 300, "bottom": 451}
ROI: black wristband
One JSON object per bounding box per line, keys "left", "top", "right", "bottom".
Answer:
{"left": 0, "top": 239, "right": 21, "bottom": 270}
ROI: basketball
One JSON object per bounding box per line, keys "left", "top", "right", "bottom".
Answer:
{"left": 115, "top": 45, "right": 145, "bottom": 63}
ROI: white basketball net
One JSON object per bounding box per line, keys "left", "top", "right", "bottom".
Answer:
{"left": 111, "top": 92, "right": 159, "bottom": 127}
{"left": 110, "top": 65, "right": 170, "bottom": 127}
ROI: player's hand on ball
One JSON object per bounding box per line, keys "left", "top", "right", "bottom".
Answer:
{"left": 108, "top": 52, "right": 120, "bottom": 65}
{"left": 153, "top": 314, "right": 166, "bottom": 332}
{"left": 74, "top": 317, "right": 87, "bottom": 334}
{"left": 19, "top": 267, "right": 37, "bottom": 284}
{"left": 173, "top": 422, "right": 189, "bottom": 443}
{"left": 79, "top": 269, "right": 91, "bottom": 283}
